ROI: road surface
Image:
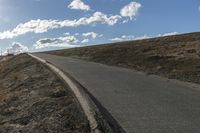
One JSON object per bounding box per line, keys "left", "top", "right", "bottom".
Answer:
{"left": 34, "top": 53, "right": 200, "bottom": 133}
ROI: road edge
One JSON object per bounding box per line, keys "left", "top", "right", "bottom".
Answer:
{"left": 28, "top": 53, "right": 113, "bottom": 133}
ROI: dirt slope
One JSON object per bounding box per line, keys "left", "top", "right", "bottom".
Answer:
{"left": 47, "top": 32, "right": 200, "bottom": 84}
{"left": 0, "top": 54, "right": 90, "bottom": 133}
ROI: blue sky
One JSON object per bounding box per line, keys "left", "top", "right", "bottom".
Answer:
{"left": 0, "top": 0, "right": 200, "bottom": 54}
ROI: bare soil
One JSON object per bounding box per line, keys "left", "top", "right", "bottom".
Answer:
{"left": 0, "top": 54, "right": 90, "bottom": 133}
{"left": 47, "top": 32, "right": 200, "bottom": 84}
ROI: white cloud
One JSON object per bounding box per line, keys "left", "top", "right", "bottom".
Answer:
{"left": 82, "top": 32, "right": 98, "bottom": 38}
{"left": 110, "top": 37, "right": 123, "bottom": 42}
{"left": 5, "top": 42, "right": 29, "bottom": 55}
{"left": 34, "top": 35, "right": 79, "bottom": 49}
{"left": 83, "top": 12, "right": 121, "bottom": 26}
{"left": 81, "top": 39, "right": 89, "bottom": 43}
{"left": 110, "top": 32, "right": 179, "bottom": 42}
{"left": 68, "top": 0, "right": 90, "bottom": 11}
{"left": 63, "top": 32, "right": 70, "bottom": 36}
{"left": 122, "top": 19, "right": 129, "bottom": 24}
{"left": 110, "top": 35, "right": 150, "bottom": 42}
{"left": 99, "top": 34, "right": 103, "bottom": 37}
{"left": 0, "top": 12, "right": 121, "bottom": 40}
{"left": 132, "top": 35, "right": 150, "bottom": 40}
{"left": 75, "top": 33, "right": 79, "bottom": 36}
{"left": 160, "top": 32, "right": 178, "bottom": 37}
{"left": 120, "top": 2, "right": 142, "bottom": 19}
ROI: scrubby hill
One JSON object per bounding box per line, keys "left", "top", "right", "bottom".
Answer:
{"left": 47, "top": 32, "right": 200, "bottom": 84}
{"left": 0, "top": 54, "right": 90, "bottom": 133}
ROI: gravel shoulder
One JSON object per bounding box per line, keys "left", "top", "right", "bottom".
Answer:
{"left": 0, "top": 54, "right": 90, "bottom": 133}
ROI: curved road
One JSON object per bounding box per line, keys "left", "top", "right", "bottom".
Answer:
{"left": 34, "top": 53, "right": 200, "bottom": 133}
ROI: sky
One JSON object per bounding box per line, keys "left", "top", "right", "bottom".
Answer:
{"left": 0, "top": 0, "right": 200, "bottom": 54}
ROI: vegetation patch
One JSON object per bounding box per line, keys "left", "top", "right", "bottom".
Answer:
{"left": 48, "top": 32, "right": 200, "bottom": 84}
{"left": 0, "top": 54, "right": 90, "bottom": 133}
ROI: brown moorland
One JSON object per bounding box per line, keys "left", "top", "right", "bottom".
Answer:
{"left": 47, "top": 32, "right": 200, "bottom": 84}
{"left": 0, "top": 54, "right": 90, "bottom": 133}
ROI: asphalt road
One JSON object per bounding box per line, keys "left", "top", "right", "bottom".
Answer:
{"left": 34, "top": 53, "right": 200, "bottom": 133}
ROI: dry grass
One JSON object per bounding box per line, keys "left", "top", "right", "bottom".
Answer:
{"left": 0, "top": 54, "right": 90, "bottom": 133}
{"left": 47, "top": 32, "right": 200, "bottom": 84}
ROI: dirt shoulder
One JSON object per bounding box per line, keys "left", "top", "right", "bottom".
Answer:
{"left": 0, "top": 54, "right": 90, "bottom": 133}
{"left": 47, "top": 32, "right": 200, "bottom": 84}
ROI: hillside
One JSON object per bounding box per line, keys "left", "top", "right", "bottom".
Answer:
{"left": 47, "top": 32, "right": 200, "bottom": 84}
{"left": 0, "top": 54, "right": 90, "bottom": 133}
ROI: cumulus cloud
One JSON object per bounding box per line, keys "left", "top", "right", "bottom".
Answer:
{"left": 5, "top": 42, "right": 29, "bottom": 55}
{"left": 63, "top": 32, "right": 70, "bottom": 36}
{"left": 81, "top": 39, "right": 89, "bottom": 43}
{"left": 34, "top": 35, "right": 79, "bottom": 49}
{"left": 68, "top": 0, "right": 90, "bottom": 11}
{"left": 0, "top": 12, "right": 121, "bottom": 40}
{"left": 120, "top": 2, "right": 142, "bottom": 19}
{"left": 82, "top": 32, "right": 98, "bottom": 38}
